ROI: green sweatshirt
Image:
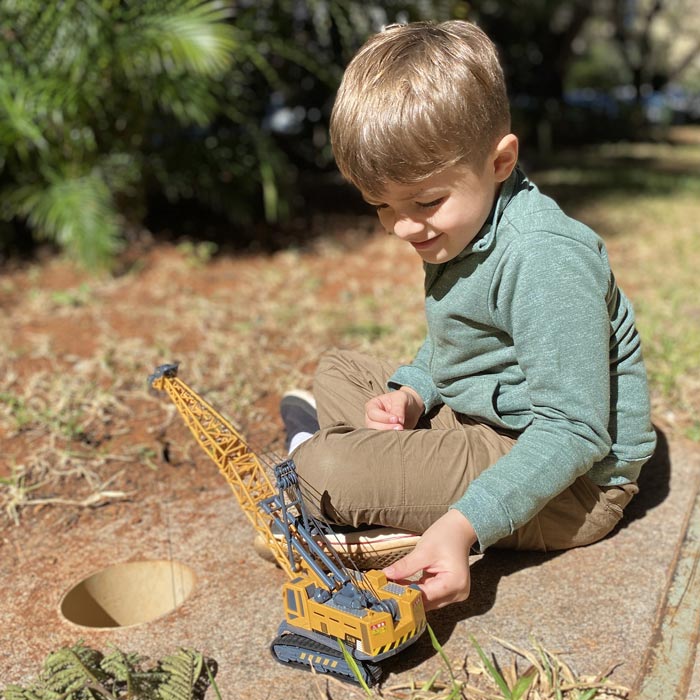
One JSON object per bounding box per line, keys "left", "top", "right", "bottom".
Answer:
{"left": 388, "top": 167, "right": 657, "bottom": 550}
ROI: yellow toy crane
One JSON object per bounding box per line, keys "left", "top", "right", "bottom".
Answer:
{"left": 148, "top": 363, "right": 426, "bottom": 686}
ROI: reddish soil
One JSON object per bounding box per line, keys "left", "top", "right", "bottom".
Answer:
{"left": 0, "top": 217, "right": 423, "bottom": 538}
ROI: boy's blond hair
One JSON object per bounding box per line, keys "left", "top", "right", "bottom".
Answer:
{"left": 330, "top": 21, "right": 510, "bottom": 199}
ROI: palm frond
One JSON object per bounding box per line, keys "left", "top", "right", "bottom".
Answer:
{"left": 5, "top": 170, "right": 123, "bottom": 270}
{"left": 0, "top": 68, "right": 86, "bottom": 158}
{"left": 0, "top": 83, "right": 48, "bottom": 156}
{"left": 116, "top": 1, "right": 236, "bottom": 80}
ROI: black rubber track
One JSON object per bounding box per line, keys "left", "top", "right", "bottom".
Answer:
{"left": 270, "top": 632, "right": 383, "bottom": 686}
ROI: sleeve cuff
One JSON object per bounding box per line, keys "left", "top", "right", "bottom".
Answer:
{"left": 388, "top": 365, "right": 442, "bottom": 413}
{"left": 450, "top": 485, "right": 515, "bottom": 552}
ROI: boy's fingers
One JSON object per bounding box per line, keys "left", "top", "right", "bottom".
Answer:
{"left": 383, "top": 549, "right": 424, "bottom": 582}
{"left": 366, "top": 406, "right": 389, "bottom": 420}
{"left": 366, "top": 404, "right": 404, "bottom": 429}
{"left": 420, "top": 575, "right": 470, "bottom": 610}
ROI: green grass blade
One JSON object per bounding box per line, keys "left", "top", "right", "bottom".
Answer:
{"left": 470, "top": 635, "right": 512, "bottom": 699}
{"left": 427, "top": 623, "right": 458, "bottom": 685}
{"left": 205, "top": 660, "right": 222, "bottom": 700}
{"left": 512, "top": 672, "right": 535, "bottom": 700}
{"left": 419, "top": 668, "right": 441, "bottom": 692}
{"left": 337, "top": 639, "right": 372, "bottom": 697}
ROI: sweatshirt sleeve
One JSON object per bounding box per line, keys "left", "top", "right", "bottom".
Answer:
{"left": 451, "top": 234, "right": 613, "bottom": 550}
{"left": 387, "top": 336, "right": 443, "bottom": 412}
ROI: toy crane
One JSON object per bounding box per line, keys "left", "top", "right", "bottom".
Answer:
{"left": 148, "top": 363, "right": 426, "bottom": 685}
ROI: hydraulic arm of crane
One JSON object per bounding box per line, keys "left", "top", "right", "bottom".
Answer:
{"left": 261, "top": 459, "right": 399, "bottom": 617}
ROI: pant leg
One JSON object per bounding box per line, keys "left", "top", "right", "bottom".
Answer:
{"left": 293, "top": 349, "right": 516, "bottom": 532}
{"left": 493, "top": 478, "right": 639, "bottom": 552}
{"left": 295, "top": 349, "right": 638, "bottom": 551}
{"left": 312, "top": 348, "right": 481, "bottom": 431}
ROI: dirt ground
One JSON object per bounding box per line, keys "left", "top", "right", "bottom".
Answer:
{"left": 0, "top": 210, "right": 440, "bottom": 578}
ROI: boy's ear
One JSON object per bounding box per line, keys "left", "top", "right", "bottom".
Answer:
{"left": 492, "top": 134, "right": 519, "bottom": 182}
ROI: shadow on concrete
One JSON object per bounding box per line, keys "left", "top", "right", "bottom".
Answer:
{"left": 619, "top": 425, "right": 671, "bottom": 530}
{"left": 384, "top": 425, "right": 671, "bottom": 679}
{"left": 385, "top": 548, "right": 560, "bottom": 677}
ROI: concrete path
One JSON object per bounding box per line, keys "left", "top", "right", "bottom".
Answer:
{"left": 2, "top": 426, "right": 698, "bottom": 699}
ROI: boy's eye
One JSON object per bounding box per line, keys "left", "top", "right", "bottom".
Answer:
{"left": 417, "top": 197, "right": 445, "bottom": 209}
{"left": 416, "top": 197, "right": 445, "bottom": 209}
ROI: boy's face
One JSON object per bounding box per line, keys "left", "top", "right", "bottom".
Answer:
{"left": 364, "top": 161, "right": 501, "bottom": 264}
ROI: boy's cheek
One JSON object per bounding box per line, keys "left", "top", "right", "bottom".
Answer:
{"left": 377, "top": 210, "right": 393, "bottom": 231}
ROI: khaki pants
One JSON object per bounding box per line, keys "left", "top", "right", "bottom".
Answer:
{"left": 292, "top": 349, "right": 638, "bottom": 552}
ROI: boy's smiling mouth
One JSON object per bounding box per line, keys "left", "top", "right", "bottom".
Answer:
{"left": 410, "top": 233, "right": 444, "bottom": 251}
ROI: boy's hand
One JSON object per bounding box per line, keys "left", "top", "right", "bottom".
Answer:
{"left": 383, "top": 509, "right": 477, "bottom": 611}
{"left": 365, "top": 386, "right": 424, "bottom": 430}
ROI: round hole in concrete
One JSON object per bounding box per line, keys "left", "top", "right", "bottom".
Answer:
{"left": 60, "top": 560, "right": 196, "bottom": 629}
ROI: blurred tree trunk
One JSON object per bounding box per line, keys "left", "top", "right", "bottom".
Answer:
{"left": 471, "top": 0, "right": 595, "bottom": 155}
{"left": 611, "top": 0, "right": 664, "bottom": 100}
{"left": 610, "top": 0, "right": 700, "bottom": 95}
{"left": 471, "top": 0, "right": 594, "bottom": 101}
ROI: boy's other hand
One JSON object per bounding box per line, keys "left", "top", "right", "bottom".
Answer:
{"left": 383, "top": 509, "right": 477, "bottom": 611}
{"left": 365, "top": 386, "right": 424, "bottom": 430}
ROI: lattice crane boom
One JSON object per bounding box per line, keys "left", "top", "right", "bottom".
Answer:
{"left": 148, "top": 363, "right": 296, "bottom": 578}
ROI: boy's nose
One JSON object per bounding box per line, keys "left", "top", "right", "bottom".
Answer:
{"left": 393, "top": 215, "right": 425, "bottom": 239}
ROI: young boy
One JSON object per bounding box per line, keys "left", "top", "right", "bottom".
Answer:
{"left": 281, "top": 20, "right": 657, "bottom": 611}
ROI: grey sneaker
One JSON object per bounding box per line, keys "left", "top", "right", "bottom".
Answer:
{"left": 280, "top": 389, "right": 319, "bottom": 451}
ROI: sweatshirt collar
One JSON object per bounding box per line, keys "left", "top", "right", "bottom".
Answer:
{"left": 453, "top": 165, "right": 525, "bottom": 261}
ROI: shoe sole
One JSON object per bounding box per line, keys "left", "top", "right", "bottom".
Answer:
{"left": 254, "top": 527, "right": 420, "bottom": 570}
{"left": 281, "top": 389, "right": 316, "bottom": 409}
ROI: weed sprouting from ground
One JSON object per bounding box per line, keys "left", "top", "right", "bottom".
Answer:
{"left": 316, "top": 631, "right": 629, "bottom": 699}
{"left": 0, "top": 642, "right": 217, "bottom": 700}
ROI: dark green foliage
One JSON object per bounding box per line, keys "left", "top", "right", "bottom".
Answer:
{"left": 0, "top": 0, "right": 456, "bottom": 269}
{"left": 0, "top": 0, "right": 237, "bottom": 269}
{"left": 0, "top": 642, "right": 216, "bottom": 700}
{"left": 144, "top": 0, "right": 460, "bottom": 230}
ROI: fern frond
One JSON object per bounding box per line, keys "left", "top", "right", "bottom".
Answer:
{"left": 1, "top": 684, "right": 46, "bottom": 700}
{"left": 40, "top": 643, "right": 107, "bottom": 694}
{"left": 0, "top": 644, "right": 216, "bottom": 700}
{"left": 100, "top": 647, "right": 163, "bottom": 699}
{"left": 100, "top": 647, "right": 143, "bottom": 683}
{"left": 156, "top": 649, "right": 204, "bottom": 700}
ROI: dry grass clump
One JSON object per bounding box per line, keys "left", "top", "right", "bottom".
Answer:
{"left": 311, "top": 634, "right": 629, "bottom": 699}
{"left": 0, "top": 226, "right": 424, "bottom": 524}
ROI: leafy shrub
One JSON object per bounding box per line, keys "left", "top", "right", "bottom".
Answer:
{"left": 0, "top": 0, "right": 238, "bottom": 269}
{"left": 0, "top": 0, "right": 460, "bottom": 270}
{"left": 0, "top": 0, "right": 359, "bottom": 269}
